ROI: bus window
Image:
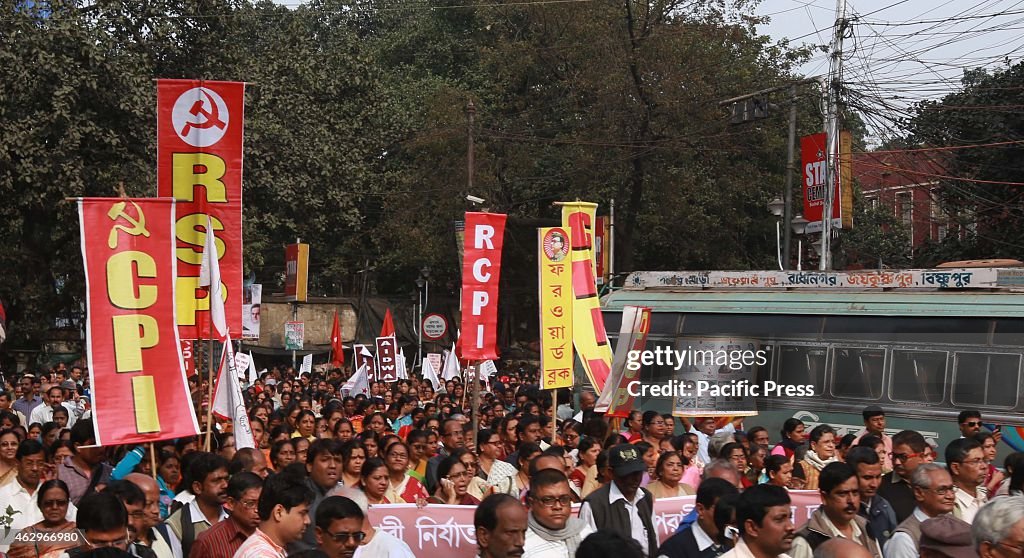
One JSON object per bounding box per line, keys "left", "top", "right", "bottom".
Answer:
{"left": 831, "top": 347, "right": 885, "bottom": 399}
{"left": 604, "top": 312, "right": 622, "bottom": 334}
{"left": 776, "top": 345, "right": 826, "bottom": 395}
{"left": 993, "top": 318, "right": 1024, "bottom": 346}
{"left": 682, "top": 313, "right": 822, "bottom": 340}
{"left": 649, "top": 313, "right": 680, "bottom": 335}
{"left": 952, "top": 352, "right": 1021, "bottom": 409}
{"left": 890, "top": 350, "right": 947, "bottom": 404}
{"left": 823, "top": 315, "right": 988, "bottom": 344}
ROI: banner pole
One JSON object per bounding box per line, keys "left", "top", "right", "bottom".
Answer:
{"left": 149, "top": 442, "right": 158, "bottom": 481}
{"left": 205, "top": 300, "right": 215, "bottom": 452}
{"left": 470, "top": 363, "right": 479, "bottom": 451}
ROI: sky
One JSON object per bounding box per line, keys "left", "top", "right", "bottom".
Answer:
{"left": 753, "top": 0, "right": 1024, "bottom": 141}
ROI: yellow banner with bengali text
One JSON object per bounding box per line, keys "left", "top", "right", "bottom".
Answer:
{"left": 560, "top": 202, "right": 613, "bottom": 392}
{"left": 539, "top": 228, "right": 574, "bottom": 390}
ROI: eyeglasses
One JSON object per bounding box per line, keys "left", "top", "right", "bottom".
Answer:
{"left": 447, "top": 471, "right": 473, "bottom": 480}
{"left": 41, "top": 499, "right": 69, "bottom": 508}
{"left": 325, "top": 530, "right": 367, "bottom": 543}
{"left": 533, "top": 495, "right": 573, "bottom": 508}
{"left": 890, "top": 452, "right": 923, "bottom": 462}
{"left": 998, "top": 542, "right": 1024, "bottom": 556}
{"left": 238, "top": 499, "right": 259, "bottom": 509}
{"left": 960, "top": 458, "right": 987, "bottom": 466}
{"left": 963, "top": 421, "right": 982, "bottom": 427}
{"left": 461, "top": 461, "right": 478, "bottom": 469}
{"left": 920, "top": 485, "right": 955, "bottom": 496}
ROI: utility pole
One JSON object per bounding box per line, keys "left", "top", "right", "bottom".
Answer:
{"left": 466, "top": 99, "right": 480, "bottom": 443}
{"left": 821, "top": 0, "right": 848, "bottom": 270}
{"left": 783, "top": 85, "right": 798, "bottom": 268}
{"left": 719, "top": 77, "right": 819, "bottom": 269}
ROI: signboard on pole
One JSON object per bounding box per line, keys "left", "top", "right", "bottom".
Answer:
{"left": 284, "top": 321, "right": 304, "bottom": 350}
{"left": 595, "top": 305, "right": 651, "bottom": 417}
{"left": 802, "top": 131, "right": 854, "bottom": 233}
{"left": 285, "top": 243, "right": 309, "bottom": 302}
{"left": 422, "top": 314, "right": 448, "bottom": 340}
{"left": 538, "top": 227, "right": 573, "bottom": 390}
{"left": 157, "top": 80, "right": 244, "bottom": 340}
{"left": 78, "top": 198, "right": 200, "bottom": 445}
{"left": 242, "top": 283, "right": 261, "bottom": 339}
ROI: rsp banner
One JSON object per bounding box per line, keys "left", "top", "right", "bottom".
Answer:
{"left": 78, "top": 198, "right": 199, "bottom": 445}
{"left": 460, "top": 212, "right": 506, "bottom": 360}
{"left": 157, "top": 79, "right": 244, "bottom": 339}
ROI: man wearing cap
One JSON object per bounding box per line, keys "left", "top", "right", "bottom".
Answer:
{"left": 579, "top": 443, "right": 658, "bottom": 556}
{"left": 853, "top": 406, "right": 892, "bottom": 473}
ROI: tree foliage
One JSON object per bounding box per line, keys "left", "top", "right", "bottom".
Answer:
{"left": 0, "top": 0, "right": 815, "bottom": 348}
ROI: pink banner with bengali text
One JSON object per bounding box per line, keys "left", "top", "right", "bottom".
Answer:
{"left": 367, "top": 492, "right": 822, "bottom": 557}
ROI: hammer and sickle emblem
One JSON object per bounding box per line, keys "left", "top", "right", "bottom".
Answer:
{"left": 107, "top": 201, "right": 150, "bottom": 249}
{"left": 180, "top": 90, "right": 227, "bottom": 137}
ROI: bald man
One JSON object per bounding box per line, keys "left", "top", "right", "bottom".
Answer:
{"left": 814, "top": 538, "right": 874, "bottom": 558}
{"left": 125, "top": 473, "right": 182, "bottom": 558}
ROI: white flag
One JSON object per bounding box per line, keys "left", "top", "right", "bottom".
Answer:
{"left": 212, "top": 337, "right": 255, "bottom": 450}
{"left": 341, "top": 362, "right": 370, "bottom": 396}
{"left": 396, "top": 347, "right": 408, "bottom": 380}
{"left": 442, "top": 343, "right": 461, "bottom": 381}
{"left": 421, "top": 355, "right": 440, "bottom": 390}
{"left": 198, "top": 216, "right": 227, "bottom": 340}
{"left": 234, "top": 352, "right": 251, "bottom": 380}
{"left": 247, "top": 352, "right": 257, "bottom": 385}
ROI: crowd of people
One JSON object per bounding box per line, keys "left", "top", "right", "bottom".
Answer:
{"left": 1, "top": 361, "right": 1023, "bottom": 558}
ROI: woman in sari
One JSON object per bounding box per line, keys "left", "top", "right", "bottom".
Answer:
{"left": 360, "top": 457, "right": 391, "bottom": 505}
{"left": 382, "top": 441, "right": 428, "bottom": 503}
{"left": 428, "top": 454, "right": 480, "bottom": 505}
{"left": 6, "top": 480, "right": 78, "bottom": 558}
{"left": 646, "top": 451, "right": 695, "bottom": 499}
{"left": 0, "top": 429, "right": 20, "bottom": 487}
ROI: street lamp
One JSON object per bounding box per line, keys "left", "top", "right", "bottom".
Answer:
{"left": 767, "top": 196, "right": 785, "bottom": 217}
{"left": 415, "top": 268, "right": 430, "bottom": 371}
{"left": 790, "top": 213, "right": 808, "bottom": 235}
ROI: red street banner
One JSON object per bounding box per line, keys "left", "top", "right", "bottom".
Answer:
{"left": 375, "top": 337, "right": 398, "bottom": 383}
{"left": 460, "top": 212, "right": 507, "bottom": 360}
{"left": 596, "top": 305, "right": 652, "bottom": 417}
{"left": 78, "top": 198, "right": 200, "bottom": 445}
{"left": 366, "top": 492, "right": 823, "bottom": 558}
{"left": 157, "top": 79, "right": 244, "bottom": 339}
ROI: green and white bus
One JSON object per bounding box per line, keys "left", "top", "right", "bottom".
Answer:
{"left": 601, "top": 267, "right": 1024, "bottom": 458}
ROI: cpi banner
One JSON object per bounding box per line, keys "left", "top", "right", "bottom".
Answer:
{"left": 460, "top": 212, "right": 507, "bottom": 360}
{"left": 538, "top": 227, "right": 573, "bottom": 390}
{"left": 157, "top": 79, "right": 244, "bottom": 339}
{"left": 596, "top": 305, "right": 651, "bottom": 417}
{"left": 560, "top": 202, "right": 612, "bottom": 392}
{"left": 367, "top": 492, "right": 822, "bottom": 558}
{"left": 78, "top": 198, "right": 200, "bottom": 445}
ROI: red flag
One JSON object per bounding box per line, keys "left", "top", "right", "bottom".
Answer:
{"left": 331, "top": 311, "right": 344, "bottom": 368}
{"left": 380, "top": 308, "right": 396, "bottom": 338}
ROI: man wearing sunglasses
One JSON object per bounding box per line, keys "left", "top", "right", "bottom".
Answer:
{"left": 524, "top": 468, "right": 592, "bottom": 558}
{"left": 958, "top": 411, "right": 1002, "bottom": 443}
{"left": 317, "top": 489, "right": 413, "bottom": 558}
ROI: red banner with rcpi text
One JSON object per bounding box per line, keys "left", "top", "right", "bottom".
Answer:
{"left": 78, "top": 198, "right": 200, "bottom": 446}
{"left": 157, "top": 79, "right": 244, "bottom": 339}
{"left": 460, "top": 212, "right": 507, "bottom": 360}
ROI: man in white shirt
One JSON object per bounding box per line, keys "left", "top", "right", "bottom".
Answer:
{"left": 721, "top": 484, "right": 796, "bottom": 558}
{"left": 524, "top": 469, "right": 593, "bottom": 558}
{"left": 0, "top": 439, "right": 77, "bottom": 552}
{"left": 28, "top": 385, "right": 77, "bottom": 428}
{"left": 945, "top": 437, "right": 988, "bottom": 523}
{"left": 688, "top": 417, "right": 740, "bottom": 465}
{"left": 885, "top": 463, "right": 956, "bottom": 558}
{"left": 579, "top": 443, "right": 658, "bottom": 555}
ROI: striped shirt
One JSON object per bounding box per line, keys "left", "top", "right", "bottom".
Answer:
{"left": 233, "top": 529, "right": 285, "bottom": 558}
{"left": 190, "top": 516, "right": 250, "bottom": 558}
